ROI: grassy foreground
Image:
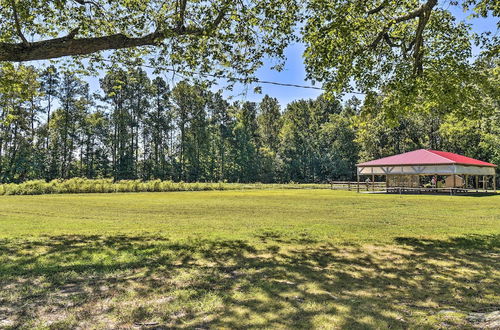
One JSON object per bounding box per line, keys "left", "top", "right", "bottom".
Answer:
{"left": 0, "top": 190, "right": 499, "bottom": 329}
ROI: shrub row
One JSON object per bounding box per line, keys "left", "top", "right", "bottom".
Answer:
{"left": 0, "top": 178, "right": 330, "bottom": 196}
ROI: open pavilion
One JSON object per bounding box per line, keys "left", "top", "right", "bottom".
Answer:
{"left": 356, "top": 149, "right": 497, "bottom": 194}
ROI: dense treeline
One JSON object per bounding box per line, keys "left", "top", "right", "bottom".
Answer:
{"left": 0, "top": 63, "right": 498, "bottom": 183}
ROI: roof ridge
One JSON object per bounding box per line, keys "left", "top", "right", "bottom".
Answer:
{"left": 423, "top": 149, "right": 456, "bottom": 163}
{"left": 356, "top": 149, "right": 496, "bottom": 167}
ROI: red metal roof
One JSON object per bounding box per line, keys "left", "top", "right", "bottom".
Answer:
{"left": 357, "top": 149, "right": 496, "bottom": 167}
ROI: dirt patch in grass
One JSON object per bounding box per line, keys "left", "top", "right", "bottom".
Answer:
{"left": 0, "top": 234, "right": 498, "bottom": 328}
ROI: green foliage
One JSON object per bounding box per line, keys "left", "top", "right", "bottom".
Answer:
{"left": 231, "top": 101, "right": 260, "bottom": 182}
{"left": 0, "top": 178, "right": 330, "bottom": 195}
{"left": 308, "top": 1, "right": 500, "bottom": 122}
{"left": 279, "top": 97, "right": 352, "bottom": 182}
{"left": 1, "top": 59, "right": 499, "bottom": 184}
{"left": 258, "top": 95, "right": 282, "bottom": 153}
{"left": 319, "top": 113, "right": 359, "bottom": 180}
{"left": 0, "top": 0, "right": 300, "bottom": 86}
{"left": 302, "top": 0, "right": 498, "bottom": 121}
{"left": 0, "top": 63, "right": 41, "bottom": 181}
{"left": 353, "top": 56, "right": 500, "bottom": 170}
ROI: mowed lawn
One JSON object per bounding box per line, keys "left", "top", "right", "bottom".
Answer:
{"left": 0, "top": 190, "right": 499, "bottom": 329}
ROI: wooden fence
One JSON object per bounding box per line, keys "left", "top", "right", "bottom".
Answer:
{"left": 329, "top": 181, "right": 497, "bottom": 194}
{"left": 329, "top": 181, "right": 386, "bottom": 191}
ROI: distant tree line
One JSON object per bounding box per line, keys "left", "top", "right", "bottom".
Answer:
{"left": 0, "top": 63, "right": 498, "bottom": 183}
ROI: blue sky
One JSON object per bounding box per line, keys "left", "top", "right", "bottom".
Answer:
{"left": 222, "top": 42, "right": 324, "bottom": 106}
{"left": 78, "top": 5, "right": 497, "bottom": 108}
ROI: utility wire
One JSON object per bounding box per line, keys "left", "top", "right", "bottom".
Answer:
{"left": 101, "top": 59, "right": 367, "bottom": 95}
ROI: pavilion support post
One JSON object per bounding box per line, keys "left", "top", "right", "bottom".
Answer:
{"left": 494, "top": 175, "right": 496, "bottom": 192}
{"left": 453, "top": 174, "right": 456, "bottom": 188}
{"left": 357, "top": 174, "right": 360, "bottom": 193}
{"left": 465, "top": 175, "right": 468, "bottom": 189}
{"left": 372, "top": 174, "right": 375, "bottom": 191}
{"left": 476, "top": 175, "right": 479, "bottom": 191}
{"left": 483, "top": 176, "right": 486, "bottom": 191}
{"left": 385, "top": 175, "right": 388, "bottom": 192}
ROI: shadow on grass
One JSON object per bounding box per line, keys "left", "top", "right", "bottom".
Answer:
{"left": 0, "top": 234, "right": 498, "bottom": 328}
{"left": 455, "top": 193, "right": 499, "bottom": 197}
{"left": 384, "top": 191, "right": 499, "bottom": 197}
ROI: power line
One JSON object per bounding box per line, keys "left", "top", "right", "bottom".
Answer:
{"left": 100, "top": 59, "right": 367, "bottom": 94}
{"left": 250, "top": 80, "right": 323, "bottom": 90}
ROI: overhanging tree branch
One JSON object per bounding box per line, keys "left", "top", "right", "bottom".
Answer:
{"left": 366, "top": 0, "right": 437, "bottom": 74}
{"left": 205, "top": 2, "right": 230, "bottom": 34}
{"left": 412, "top": 7, "right": 433, "bottom": 75}
{"left": 0, "top": 3, "right": 230, "bottom": 62}
{"left": 383, "top": 33, "right": 401, "bottom": 47}
{"left": 367, "top": 0, "right": 388, "bottom": 16}
{"left": 73, "top": 0, "right": 106, "bottom": 14}
{"left": 177, "top": 0, "right": 188, "bottom": 30}
{"left": 392, "top": 0, "right": 437, "bottom": 23}
{"left": 368, "top": 0, "right": 437, "bottom": 49}
{"left": 0, "top": 32, "right": 159, "bottom": 62}
{"left": 10, "top": 0, "right": 29, "bottom": 46}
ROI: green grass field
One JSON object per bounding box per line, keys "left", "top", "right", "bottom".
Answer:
{"left": 1, "top": 190, "right": 499, "bottom": 329}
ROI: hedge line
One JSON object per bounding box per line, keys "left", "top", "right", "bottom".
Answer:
{"left": 0, "top": 178, "right": 330, "bottom": 195}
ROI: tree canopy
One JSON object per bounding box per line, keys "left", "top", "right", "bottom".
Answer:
{"left": 302, "top": 0, "right": 499, "bottom": 94}
{"left": 1, "top": 1, "right": 497, "bottom": 95}
{"left": 0, "top": 0, "right": 299, "bottom": 81}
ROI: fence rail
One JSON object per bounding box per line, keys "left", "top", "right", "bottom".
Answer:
{"left": 329, "top": 181, "right": 385, "bottom": 191}
{"left": 329, "top": 181, "right": 497, "bottom": 194}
